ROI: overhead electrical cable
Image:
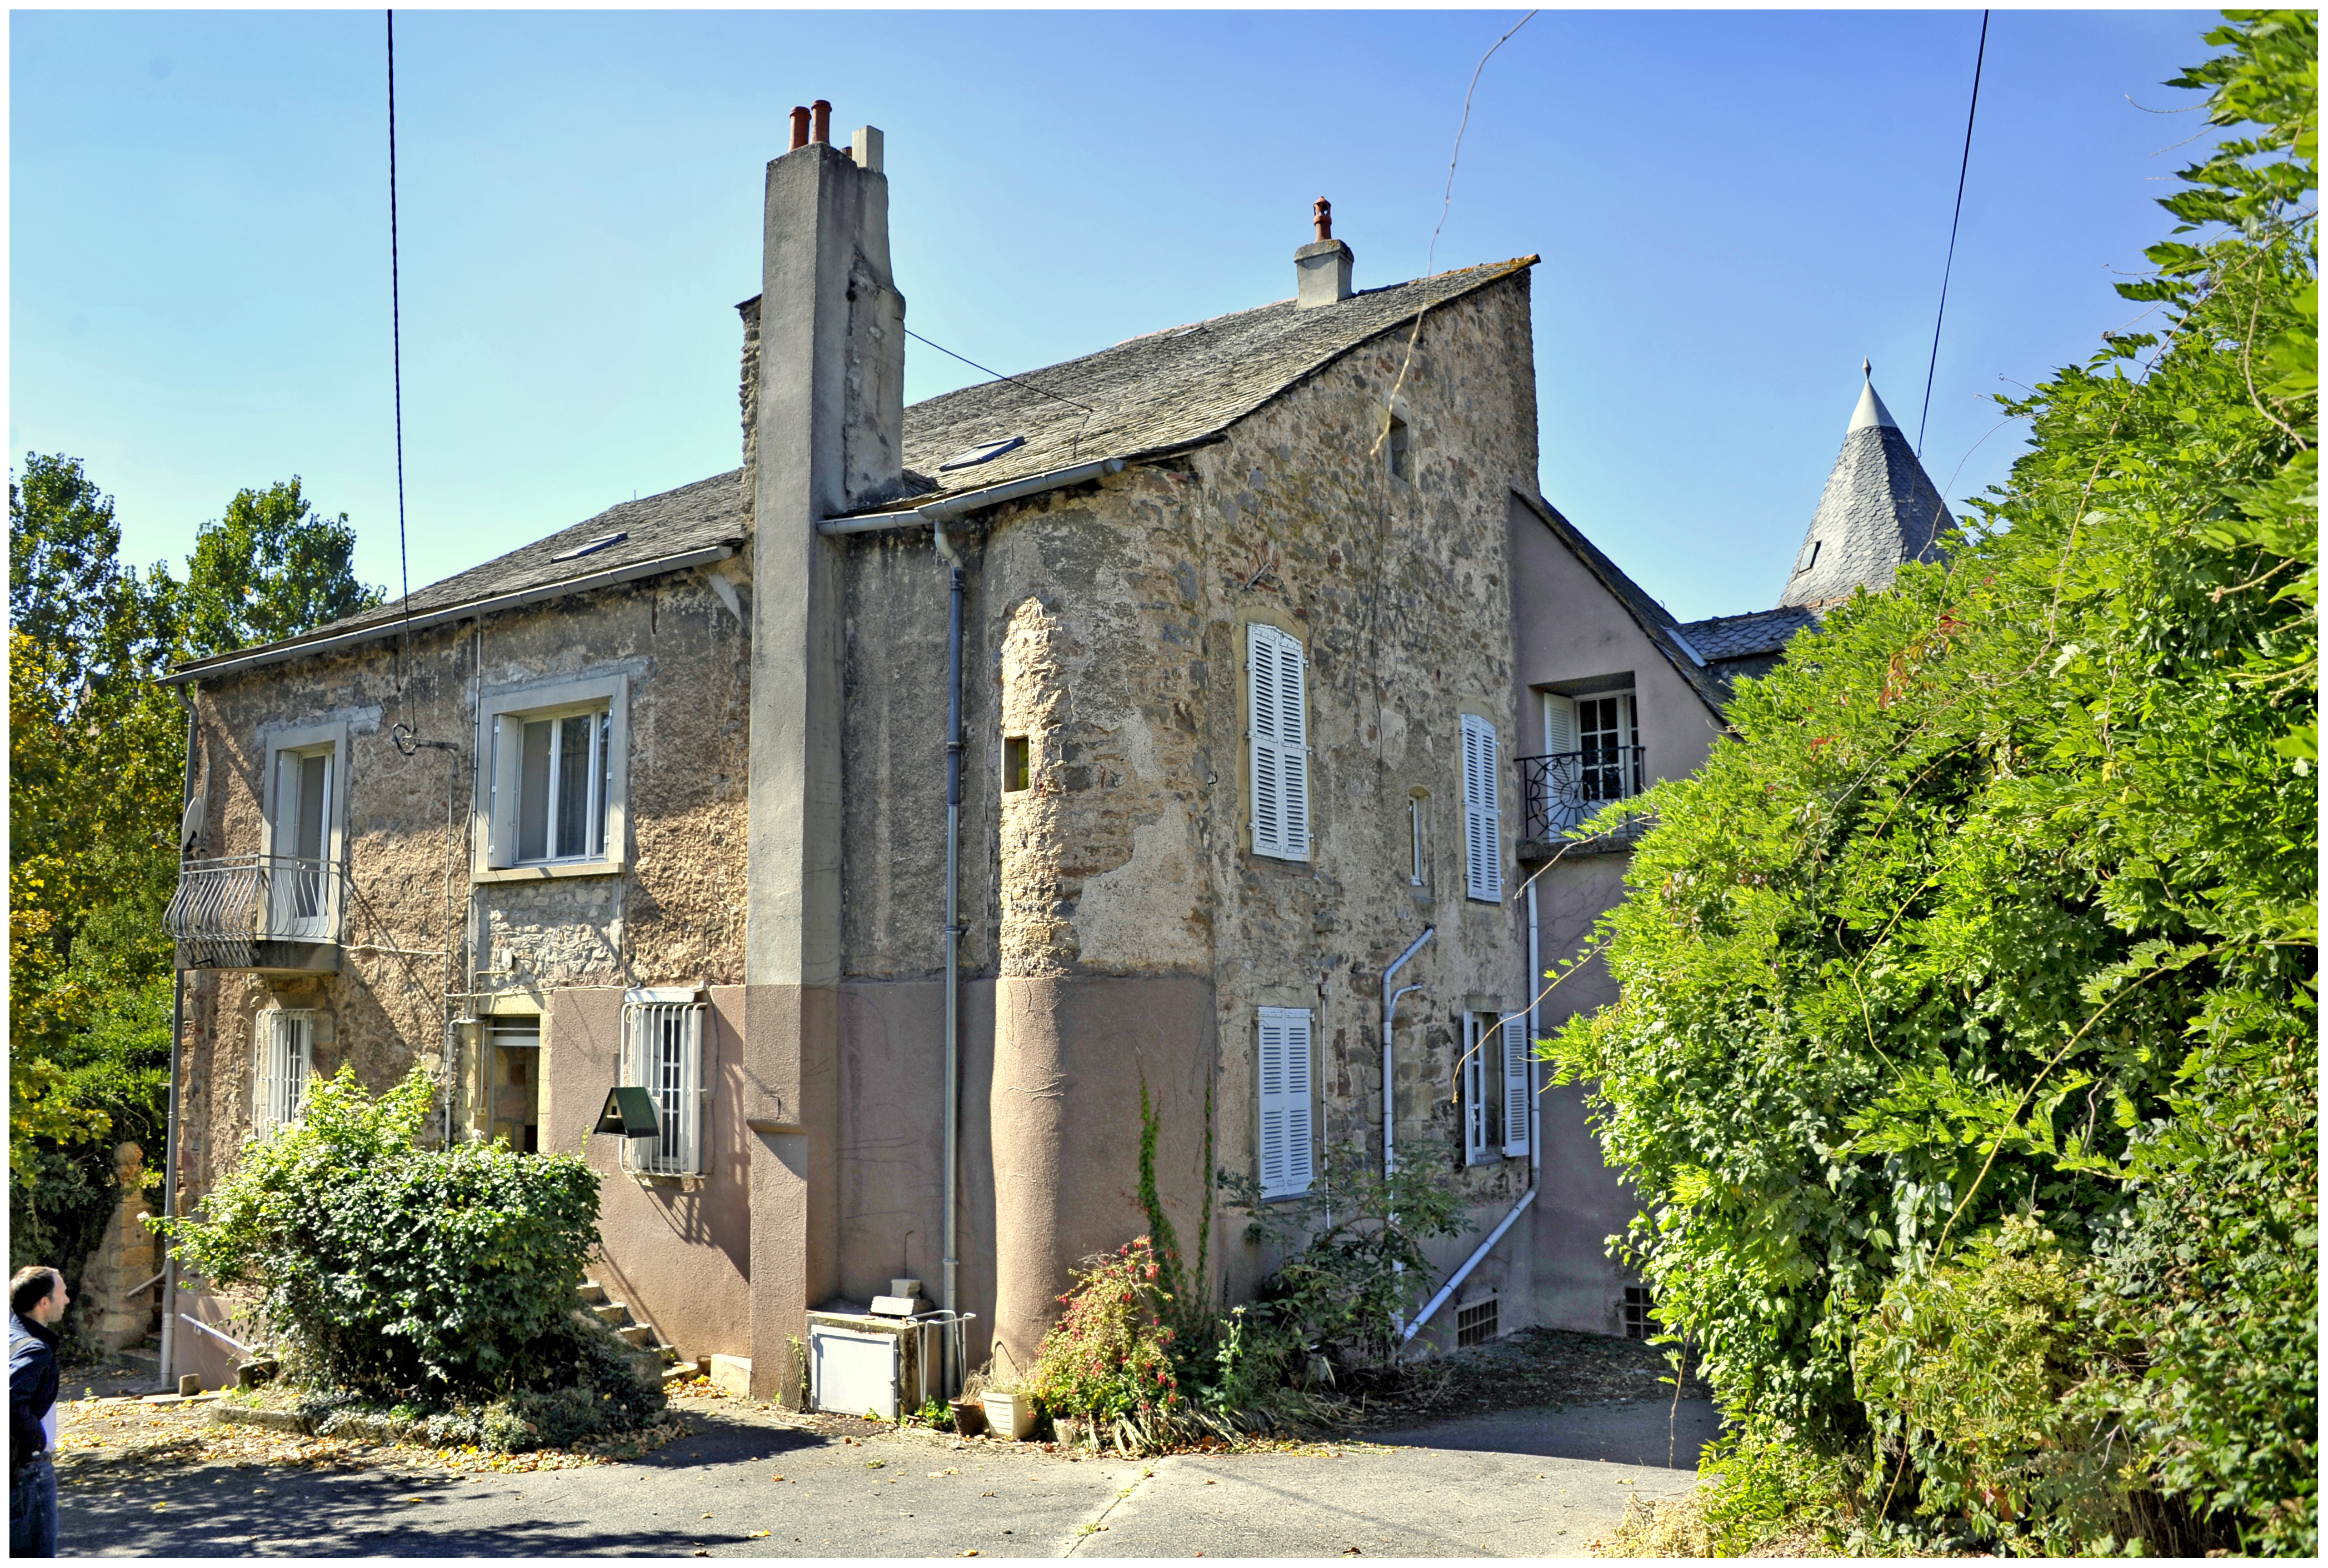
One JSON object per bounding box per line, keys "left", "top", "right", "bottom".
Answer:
{"left": 388, "top": 10, "right": 414, "bottom": 732}
{"left": 1917, "top": 9, "right": 1990, "bottom": 458}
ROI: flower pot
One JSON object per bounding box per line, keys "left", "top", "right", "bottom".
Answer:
{"left": 982, "top": 1389, "right": 1037, "bottom": 1441}
{"left": 948, "top": 1397, "right": 987, "bottom": 1438}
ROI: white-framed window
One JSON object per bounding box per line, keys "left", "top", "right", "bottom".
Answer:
{"left": 259, "top": 720, "right": 348, "bottom": 941}
{"left": 1256, "top": 1006, "right": 1315, "bottom": 1199}
{"left": 1246, "top": 624, "right": 1311, "bottom": 862}
{"left": 477, "top": 674, "right": 630, "bottom": 873}
{"left": 1462, "top": 1013, "right": 1531, "bottom": 1165}
{"left": 1460, "top": 714, "right": 1502, "bottom": 903}
{"left": 254, "top": 1010, "right": 313, "bottom": 1136}
{"left": 1542, "top": 690, "right": 1639, "bottom": 804}
{"left": 620, "top": 993, "right": 707, "bottom": 1176}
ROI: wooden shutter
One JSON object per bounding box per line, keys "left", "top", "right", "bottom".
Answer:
{"left": 1462, "top": 714, "right": 1502, "bottom": 902}
{"left": 1257, "top": 1007, "right": 1313, "bottom": 1198}
{"left": 1247, "top": 625, "right": 1311, "bottom": 862}
{"left": 1502, "top": 1016, "right": 1531, "bottom": 1158}
{"left": 1541, "top": 693, "right": 1577, "bottom": 756}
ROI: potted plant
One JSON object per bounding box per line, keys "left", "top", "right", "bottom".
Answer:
{"left": 981, "top": 1374, "right": 1038, "bottom": 1441}
{"left": 949, "top": 1370, "right": 989, "bottom": 1438}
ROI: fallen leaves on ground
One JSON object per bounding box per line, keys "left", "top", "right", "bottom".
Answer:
{"left": 54, "top": 1395, "right": 690, "bottom": 1486}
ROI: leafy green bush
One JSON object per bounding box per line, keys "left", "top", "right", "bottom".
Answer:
{"left": 1028, "top": 1237, "right": 1187, "bottom": 1428}
{"left": 1550, "top": 11, "right": 2314, "bottom": 1553}
{"left": 162, "top": 1064, "right": 658, "bottom": 1439}
{"left": 1223, "top": 1138, "right": 1473, "bottom": 1380}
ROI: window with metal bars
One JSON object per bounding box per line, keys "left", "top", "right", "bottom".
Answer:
{"left": 620, "top": 1001, "right": 708, "bottom": 1176}
{"left": 1456, "top": 1296, "right": 1499, "bottom": 1348}
{"left": 254, "top": 1010, "right": 313, "bottom": 1137}
{"left": 1621, "top": 1285, "right": 1662, "bottom": 1341}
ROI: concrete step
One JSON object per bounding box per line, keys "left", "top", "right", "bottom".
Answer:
{"left": 577, "top": 1281, "right": 608, "bottom": 1305}
{"left": 591, "top": 1303, "right": 627, "bottom": 1327}
{"left": 617, "top": 1324, "right": 653, "bottom": 1349}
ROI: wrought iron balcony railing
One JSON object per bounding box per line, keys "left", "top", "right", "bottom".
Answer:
{"left": 1517, "top": 745, "right": 1648, "bottom": 847}
{"left": 165, "top": 854, "right": 348, "bottom": 970}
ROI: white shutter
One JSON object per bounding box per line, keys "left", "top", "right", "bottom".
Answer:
{"left": 1257, "top": 1007, "right": 1313, "bottom": 1198}
{"left": 487, "top": 714, "right": 522, "bottom": 868}
{"left": 1462, "top": 714, "right": 1502, "bottom": 902}
{"left": 1502, "top": 1016, "right": 1531, "bottom": 1158}
{"left": 1541, "top": 693, "right": 1577, "bottom": 756}
{"left": 622, "top": 1001, "right": 707, "bottom": 1176}
{"left": 1247, "top": 625, "right": 1311, "bottom": 863}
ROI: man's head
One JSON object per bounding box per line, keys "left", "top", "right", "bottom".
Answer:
{"left": 9, "top": 1266, "right": 67, "bottom": 1325}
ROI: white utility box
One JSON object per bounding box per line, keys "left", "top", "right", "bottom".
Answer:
{"left": 807, "top": 1310, "right": 938, "bottom": 1420}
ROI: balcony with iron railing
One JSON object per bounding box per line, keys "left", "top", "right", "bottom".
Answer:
{"left": 1516, "top": 745, "right": 1650, "bottom": 859}
{"left": 165, "top": 854, "right": 349, "bottom": 973}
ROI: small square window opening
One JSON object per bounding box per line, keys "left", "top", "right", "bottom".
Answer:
{"left": 1456, "top": 1296, "right": 1500, "bottom": 1349}
{"left": 1622, "top": 1285, "right": 1663, "bottom": 1341}
{"left": 1003, "top": 735, "right": 1031, "bottom": 793}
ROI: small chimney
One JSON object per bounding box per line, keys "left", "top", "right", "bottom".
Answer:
{"left": 1295, "top": 199, "right": 1353, "bottom": 309}
{"left": 810, "top": 99, "right": 832, "bottom": 144}
{"left": 788, "top": 106, "right": 810, "bottom": 151}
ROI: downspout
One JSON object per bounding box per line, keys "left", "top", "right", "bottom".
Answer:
{"left": 933, "top": 513, "right": 965, "bottom": 1396}
{"left": 1402, "top": 881, "right": 1546, "bottom": 1347}
{"left": 1380, "top": 926, "right": 1435, "bottom": 1182}
{"left": 160, "top": 698, "right": 198, "bottom": 1391}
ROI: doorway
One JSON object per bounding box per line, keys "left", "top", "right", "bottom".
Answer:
{"left": 489, "top": 1015, "right": 542, "bottom": 1153}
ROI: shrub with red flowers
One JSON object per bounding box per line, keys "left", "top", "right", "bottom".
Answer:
{"left": 1027, "top": 1237, "right": 1186, "bottom": 1426}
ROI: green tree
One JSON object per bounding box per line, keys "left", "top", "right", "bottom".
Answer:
{"left": 1552, "top": 11, "right": 2313, "bottom": 1554}
{"left": 8, "top": 458, "right": 387, "bottom": 1357}
{"left": 178, "top": 477, "right": 382, "bottom": 659}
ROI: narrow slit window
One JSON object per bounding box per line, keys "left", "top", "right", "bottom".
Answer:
{"left": 1387, "top": 414, "right": 1412, "bottom": 482}
{"left": 1003, "top": 735, "right": 1031, "bottom": 793}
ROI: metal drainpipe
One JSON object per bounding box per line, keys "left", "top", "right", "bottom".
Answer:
{"left": 1400, "top": 884, "right": 1547, "bottom": 1347}
{"left": 1379, "top": 926, "right": 1435, "bottom": 1334}
{"left": 1380, "top": 926, "right": 1435, "bottom": 1183}
{"left": 933, "top": 513, "right": 966, "bottom": 1395}
{"left": 160, "top": 700, "right": 198, "bottom": 1390}
{"left": 1528, "top": 879, "right": 1542, "bottom": 1191}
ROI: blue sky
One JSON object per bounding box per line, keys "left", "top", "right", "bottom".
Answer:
{"left": 11, "top": 8, "right": 2221, "bottom": 623}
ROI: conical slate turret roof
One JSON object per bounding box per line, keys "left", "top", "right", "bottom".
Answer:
{"left": 1776, "top": 366, "right": 1951, "bottom": 610}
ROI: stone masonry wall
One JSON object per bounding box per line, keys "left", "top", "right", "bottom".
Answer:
{"left": 176, "top": 568, "right": 751, "bottom": 1213}
{"left": 833, "top": 271, "right": 1543, "bottom": 1308}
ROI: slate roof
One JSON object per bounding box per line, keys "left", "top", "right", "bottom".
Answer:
{"left": 1512, "top": 489, "right": 1731, "bottom": 720}
{"left": 1776, "top": 374, "right": 1951, "bottom": 611}
{"left": 172, "top": 257, "right": 1537, "bottom": 682}
{"left": 1676, "top": 605, "right": 1820, "bottom": 700}
{"left": 859, "top": 256, "right": 1540, "bottom": 518}
{"left": 1676, "top": 605, "right": 1817, "bottom": 663}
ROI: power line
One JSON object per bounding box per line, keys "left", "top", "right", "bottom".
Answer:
{"left": 903, "top": 327, "right": 1092, "bottom": 413}
{"left": 1918, "top": 9, "right": 1990, "bottom": 459}
{"left": 387, "top": 9, "right": 414, "bottom": 729}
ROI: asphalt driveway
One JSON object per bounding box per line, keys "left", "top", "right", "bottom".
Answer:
{"left": 57, "top": 1395, "right": 1717, "bottom": 1557}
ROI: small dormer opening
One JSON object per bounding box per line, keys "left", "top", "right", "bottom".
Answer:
{"left": 1387, "top": 414, "right": 1412, "bottom": 483}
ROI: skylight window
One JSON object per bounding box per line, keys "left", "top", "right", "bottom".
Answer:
{"left": 938, "top": 435, "right": 1026, "bottom": 472}
{"left": 552, "top": 531, "right": 627, "bottom": 563}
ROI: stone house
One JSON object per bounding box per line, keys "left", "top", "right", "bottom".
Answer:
{"left": 156, "top": 108, "right": 1948, "bottom": 1397}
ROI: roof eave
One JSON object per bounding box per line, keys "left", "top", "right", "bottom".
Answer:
{"left": 162, "top": 540, "right": 741, "bottom": 688}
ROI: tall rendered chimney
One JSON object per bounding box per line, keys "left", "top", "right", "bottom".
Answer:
{"left": 743, "top": 110, "right": 903, "bottom": 1406}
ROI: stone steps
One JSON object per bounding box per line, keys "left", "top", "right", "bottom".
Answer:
{"left": 578, "top": 1279, "right": 678, "bottom": 1368}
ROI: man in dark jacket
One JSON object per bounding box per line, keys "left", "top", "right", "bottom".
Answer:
{"left": 10, "top": 1266, "right": 68, "bottom": 1557}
